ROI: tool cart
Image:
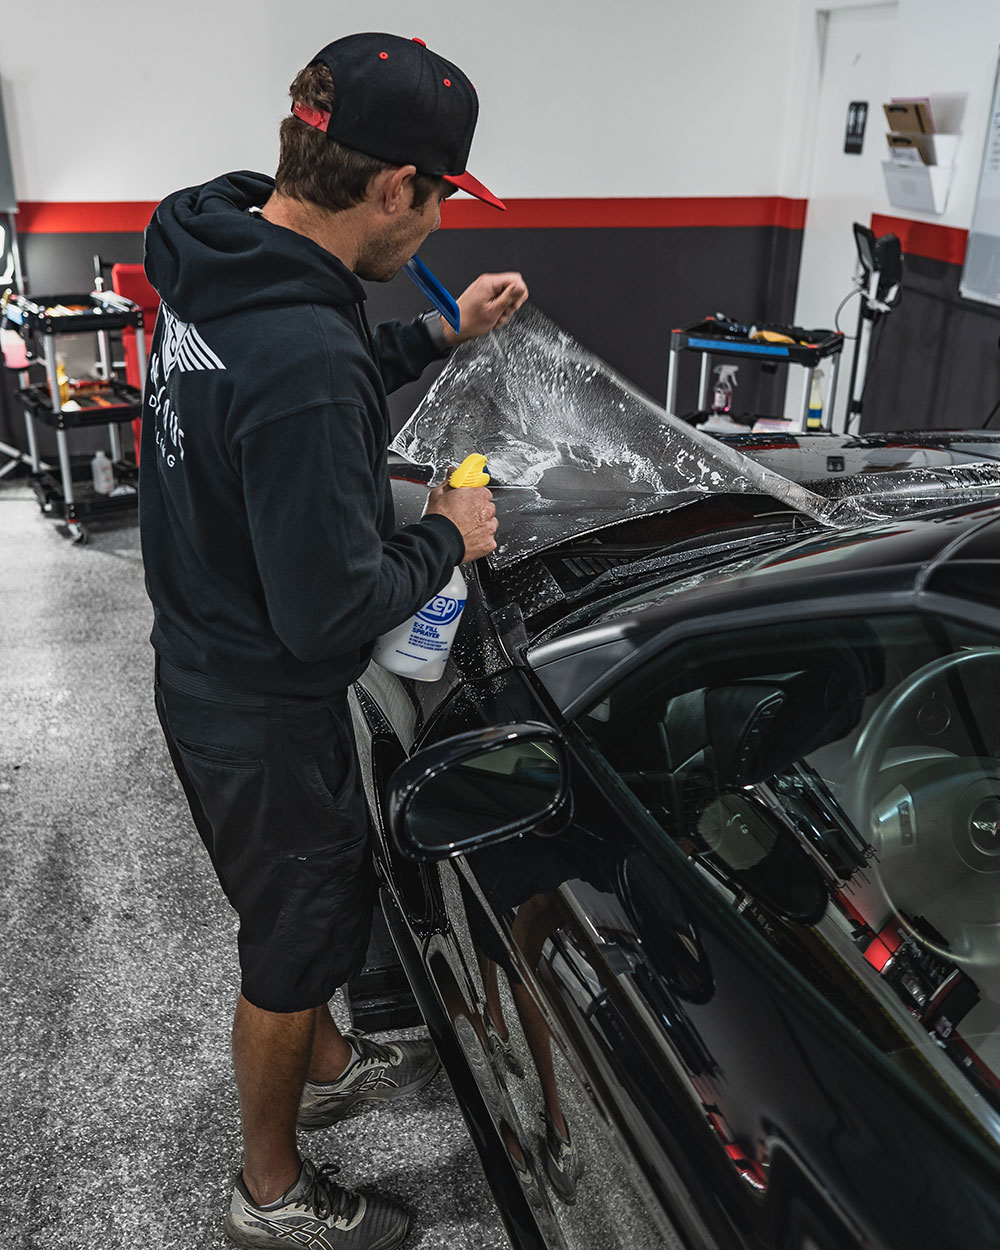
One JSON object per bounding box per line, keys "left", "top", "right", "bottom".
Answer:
{"left": 666, "top": 315, "right": 844, "bottom": 431}
{"left": 3, "top": 290, "right": 146, "bottom": 543}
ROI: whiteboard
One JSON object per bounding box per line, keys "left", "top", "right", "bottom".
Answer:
{"left": 961, "top": 48, "right": 1000, "bottom": 304}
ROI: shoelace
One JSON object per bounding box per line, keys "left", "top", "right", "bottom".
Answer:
{"left": 296, "top": 1161, "right": 360, "bottom": 1225}
{"left": 347, "top": 1030, "right": 398, "bottom": 1068}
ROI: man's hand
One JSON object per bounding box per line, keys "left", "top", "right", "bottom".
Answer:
{"left": 442, "top": 272, "right": 529, "bottom": 347}
{"left": 424, "top": 481, "right": 497, "bottom": 563}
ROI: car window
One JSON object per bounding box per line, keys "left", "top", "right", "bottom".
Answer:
{"left": 578, "top": 611, "right": 1000, "bottom": 1140}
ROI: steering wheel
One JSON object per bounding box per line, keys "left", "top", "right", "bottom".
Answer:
{"left": 849, "top": 648, "right": 1000, "bottom": 938}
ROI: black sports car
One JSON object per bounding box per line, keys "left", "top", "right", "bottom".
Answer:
{"left": 350, "top": 310, "right": 1000, "bottom": 1250}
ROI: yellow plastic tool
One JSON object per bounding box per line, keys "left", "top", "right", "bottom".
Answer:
{"left": 750, "top": 329, "right": 796, "bottom": 345}
{"left": 449, "top": 453, "right": 491, "bottom": 488}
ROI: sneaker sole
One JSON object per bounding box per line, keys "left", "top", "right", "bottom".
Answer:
{"left": 223, "top": 1210, "right": 411, "bottom": 1250}
{"left": 297, "top": 1059, "right": 441, "bottom": 1131}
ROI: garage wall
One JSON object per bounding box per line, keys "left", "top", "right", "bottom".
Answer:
{"left": 2, "top": 0, "right": 805, "bottom": 203}
{"left": 789, "top": 0, "right": 1000, "bottom": 432}
{"left": 0, "top": 0, "right": 814, "bottom": 449}
{"left": 7, "top": 0, "right": 997, "bottom": 444}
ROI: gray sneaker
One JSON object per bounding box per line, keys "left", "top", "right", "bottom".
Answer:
{"left": 224, "top": 1159, "right": 409, "bottom": 1250}
{"left": 298, "top": 1029, "right": 439, "bottom": 1130}
{"left": 539, "top": 1112, "right": 583, "bottom": 1205}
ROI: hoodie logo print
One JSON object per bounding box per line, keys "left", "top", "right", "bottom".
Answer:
{"left": 148, "top": 306, "right": 226, "bottom": 469}
{"left": 159, "top": 305, "right": 226, "bottom": 378}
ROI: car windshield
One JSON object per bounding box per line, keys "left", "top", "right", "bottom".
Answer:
{"left": 579, "top": 610, "right": 1000, "bottom": 1146}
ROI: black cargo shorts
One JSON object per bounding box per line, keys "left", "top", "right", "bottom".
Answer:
{"left": 153, "top": 657, "right": 374, "bottom": 1013}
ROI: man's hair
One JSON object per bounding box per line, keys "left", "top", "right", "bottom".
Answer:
{"left": 276, "top": 62, "right": 443, "bottom": 211}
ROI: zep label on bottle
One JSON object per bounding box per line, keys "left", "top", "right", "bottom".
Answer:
{"left": 371, "top": 574, "right": 468, "bottom": 681}
{"left": 416, "top": 594, "right": 464, "bottom": 631}
{"left": 407, "top": 593, "right": 466, "bottom": 653}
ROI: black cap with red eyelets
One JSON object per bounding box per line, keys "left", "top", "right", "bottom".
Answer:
{"left": 295, "top": 32, "right": 505, "bottom": 210}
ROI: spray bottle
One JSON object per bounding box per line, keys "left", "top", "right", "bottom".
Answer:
{"left": 711, "top": 364, "right": 739, "bottom": 415}
{"left": 372, "top": 453, "right": 489, "bottom": 682}
{"left": 807, "top": 369, "right": 824, "bottom": 430}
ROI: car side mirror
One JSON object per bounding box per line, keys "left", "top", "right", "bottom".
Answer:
{"left": 388, "top": 722, "right": 569, "bottom": 861}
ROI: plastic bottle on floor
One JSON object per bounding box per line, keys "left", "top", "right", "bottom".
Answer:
{"left": 91, "top": 450, "right": 115, "bottom": 495}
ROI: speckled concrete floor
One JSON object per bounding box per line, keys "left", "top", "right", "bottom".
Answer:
{"left": 0, "top": 482, "right": 508, "bottom": 1250}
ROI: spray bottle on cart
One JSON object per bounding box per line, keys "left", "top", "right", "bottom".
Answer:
{"left": 807, "top": 368, "right": 824, "bottom": 430}
{"left": 711, "top": 363, "right": 739, "bottom": 416}
{"left": 372, "top": 453, "right": 489, "bottom": 682}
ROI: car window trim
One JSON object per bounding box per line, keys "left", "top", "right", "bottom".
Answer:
{"left": 556, "top": 588, "right": 918, "bottom": 722}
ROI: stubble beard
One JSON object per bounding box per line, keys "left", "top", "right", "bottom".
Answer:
{"left": 354, "top": 207, "right": 435, "bottom": 283}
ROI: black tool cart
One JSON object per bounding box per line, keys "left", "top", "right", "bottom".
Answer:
{"left": 3, "top": 290, "right": 146, "bottom": 543}
{"left": 666, "top": 315, "right": 844, "bottom": 430}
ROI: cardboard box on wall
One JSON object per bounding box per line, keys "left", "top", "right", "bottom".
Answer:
{"left": 886, "top": 132, "right": 926, "bottom": 164}
{"left": 883, "top": 100, "right": 934, "bottom": 134}
{"left": 885, "top": 129, "right": 959, "bottom": 167}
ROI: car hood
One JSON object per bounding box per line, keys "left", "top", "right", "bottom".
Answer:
{"left": 392, "top": 306, "right": 1000, "bottom": 569}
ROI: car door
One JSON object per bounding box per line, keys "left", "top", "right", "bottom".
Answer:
{"left": 401, "top": 607, "right": 1000, "bottom": 1250}
{"left": 416, "top": 672, "right": 718, "bottom": 1250}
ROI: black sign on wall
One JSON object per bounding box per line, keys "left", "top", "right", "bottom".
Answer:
{"left": 845, "top": 101, "right": 869, "bottom": 154}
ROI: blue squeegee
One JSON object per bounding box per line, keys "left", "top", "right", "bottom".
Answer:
{"left": 404, "top": 255, "right": 460, "bottom": 337}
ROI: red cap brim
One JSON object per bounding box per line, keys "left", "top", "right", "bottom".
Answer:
{"left": 443, "top": 171, "right": 506, "bottom": 212}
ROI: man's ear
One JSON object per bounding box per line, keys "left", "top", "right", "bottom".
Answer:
{"left": 372, "top": 165, "right": 418, "bottom": 215}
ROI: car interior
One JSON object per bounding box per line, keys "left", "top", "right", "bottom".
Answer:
{"left": 579, "top": 611, "right": 1000, "bottom": 1116}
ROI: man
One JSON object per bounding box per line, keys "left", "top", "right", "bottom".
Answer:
{"left": 139, "top": 31, "right": 527, "bottom": 1250}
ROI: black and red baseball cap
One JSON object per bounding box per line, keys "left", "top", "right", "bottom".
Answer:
{"left": 292, "top": 32, "right": 505, "bottom": 211}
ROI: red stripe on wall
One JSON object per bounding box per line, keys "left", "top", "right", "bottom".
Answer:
{"left": 441, "top": 196, "right": 809, "bottom": 230}
{"left": 870, "top": 212, "right": 968, "bottom": 267}
{"left": 14, "top": 196, "right": 809, "bottom": 235}
{"left": 16, "top": 201, "right": 159, "bottom": 234}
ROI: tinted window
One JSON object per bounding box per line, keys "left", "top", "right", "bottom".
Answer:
{"left": 579, "top": 612, "right": 1000, "bottom": 1135}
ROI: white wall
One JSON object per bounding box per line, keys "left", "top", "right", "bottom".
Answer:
{"left": 883, "top": 0, "right": 1000, "bottom": 230}
{"left": 0, "top": 0, "right": 803, "bottom": 203}
{"left": 784, "top": 0, "right": 1000, "bottom": 421}
{"left": 3, "top": 1, "right": 996, "bottom": 239}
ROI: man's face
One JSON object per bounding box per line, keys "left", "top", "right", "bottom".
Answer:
{"left": 355, "top": 181, "right": 452, "bottom": 283}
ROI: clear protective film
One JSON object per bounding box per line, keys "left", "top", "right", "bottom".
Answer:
{"left": 393, "top": 305, "right": 839, "bottom": 568}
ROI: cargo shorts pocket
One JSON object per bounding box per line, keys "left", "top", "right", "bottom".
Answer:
{"left": 272, "top": 828, "right": 375, "bottom": 999}
{"left": 172, "top": 738, "right": 266, "bottom": 876}
{"left": 290, "top": 705, "right": 359, "bottom": 820}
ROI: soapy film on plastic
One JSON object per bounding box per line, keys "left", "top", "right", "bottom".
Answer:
{"left": 393, "top": 306, "right": 833, "bottom": 565}
{"left": 392, "top": 304, "right": 1000, "bottom": 566}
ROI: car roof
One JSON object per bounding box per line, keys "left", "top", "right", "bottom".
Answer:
{"left": 528, "top": 502, "right": 1000, "bottom": 718}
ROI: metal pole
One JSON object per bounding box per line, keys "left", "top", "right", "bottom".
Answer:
{"left": 825, "top": 350, "right": 841, "bottom": 433}
{"left": 665, "top": 335, "right": 679, "bottom": 415}
{"left": 43, "top": 334, "right": 75, "bottom": 509}
{"left": 798, "top": 366, "right": 813, "bottom": 431}
{"left": 697, "top": 354, "right": 712, "bottom": 411}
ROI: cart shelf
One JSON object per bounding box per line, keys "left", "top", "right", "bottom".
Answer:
{"left": 666, "top": 316, "right": 845, "bottom": 432}
{"left": 672, "top": 319, "right": 843, "bottom": 368}
{"left": 17, "top": 378, "right": 142, "bottom": 430}
{"left": 30, "top": 455, "right": 138, "bottom": 542}
{"left": 3, "top": 290, "right": 146, "bottom": 336}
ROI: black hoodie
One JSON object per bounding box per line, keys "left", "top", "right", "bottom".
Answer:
{"left": 139, "top": 170, "right": 463, "bottom": 695}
